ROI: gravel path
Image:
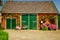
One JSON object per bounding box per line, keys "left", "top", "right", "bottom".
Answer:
{"left": 5, "top": 30, "right": 60, "bottom": 40}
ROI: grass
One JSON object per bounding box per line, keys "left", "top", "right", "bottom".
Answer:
{"left": 0, "top": 30, "right": 8, "bottom": 40}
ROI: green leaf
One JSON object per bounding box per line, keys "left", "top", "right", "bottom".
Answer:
{"left": 0, "top": 0, "right": 2, "bottom": 6}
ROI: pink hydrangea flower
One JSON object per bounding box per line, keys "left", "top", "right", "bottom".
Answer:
{"left": 48, "top": 24, "right": 57, "bottom": 30}
{"left": 16, "top": 26, "right": 21, "bottom": 30}
{"left": 42, "top": 23, "right": 48, "bottom": 27}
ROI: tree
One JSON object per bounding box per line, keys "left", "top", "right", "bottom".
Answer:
{"left": 0, "top": 0, "right": 2, "bottom": 6}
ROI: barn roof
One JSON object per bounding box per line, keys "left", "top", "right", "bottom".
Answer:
{"left": 1, "top": 1, "right": 58, "bottom": 13}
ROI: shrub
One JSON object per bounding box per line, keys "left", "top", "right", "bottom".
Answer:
{"left": 0, "top": 30, "right": 8, "bottom": 40}
{"left": 41, "top": 23, "right": 48, "bottom": 30}
{"left": 41, "top": 26, "right": 48, "bottom": 30}
{"left": 48, "top": 24, "right": 57, "bottom": 30}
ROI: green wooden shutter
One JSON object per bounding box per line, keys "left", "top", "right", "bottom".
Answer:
{"left": 6, "top": 18, "right": 11, "bottom": 29}
{"left": 12, "top": 18, "right": 16, "bottom": 29}
{"left": 58, "top": 14, "right": 60, "bottom": 29}
{"left": 22, "top": 14, "right": 28, "bottom": 29}
{"left": 30, "top": 14, "right": 37, "bottom": 30}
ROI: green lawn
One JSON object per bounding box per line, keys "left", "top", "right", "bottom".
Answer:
{"left": 0, "top": 30, "right": 8, "bottom": 40}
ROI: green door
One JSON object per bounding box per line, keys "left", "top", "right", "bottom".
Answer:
{"left": 6, "top": 18, "right": 16, "bottom": 29}
{"left": 30, "top": 14, "right": 37, "bottom": 30}
{"left": 6, "top": 18, "right": 11, "bottom": 29}
{"left": 22, "top": 14, "right": 28, "bottom": 29}
{"left": 58, "top": 14, "right": 60, "bottom": 29}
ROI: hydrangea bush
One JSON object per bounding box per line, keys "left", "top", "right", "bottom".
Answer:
{"left": 48, "top": 24, "right": 57, "bottom": 30}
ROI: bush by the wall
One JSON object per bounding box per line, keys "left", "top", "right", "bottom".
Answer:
{"left": 0, "top": 30, "right": 8, "bottom": 40}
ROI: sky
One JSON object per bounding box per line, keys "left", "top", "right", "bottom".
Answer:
{"left": 0, "top": 0, "right": 60, "bottom": 13}
{"left": 53, "top": 0, "right": 60, "bottom": 13}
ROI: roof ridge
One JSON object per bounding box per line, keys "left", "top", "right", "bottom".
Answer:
{"left": 6, "top": 1, "right": 53, "bottom": 2}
